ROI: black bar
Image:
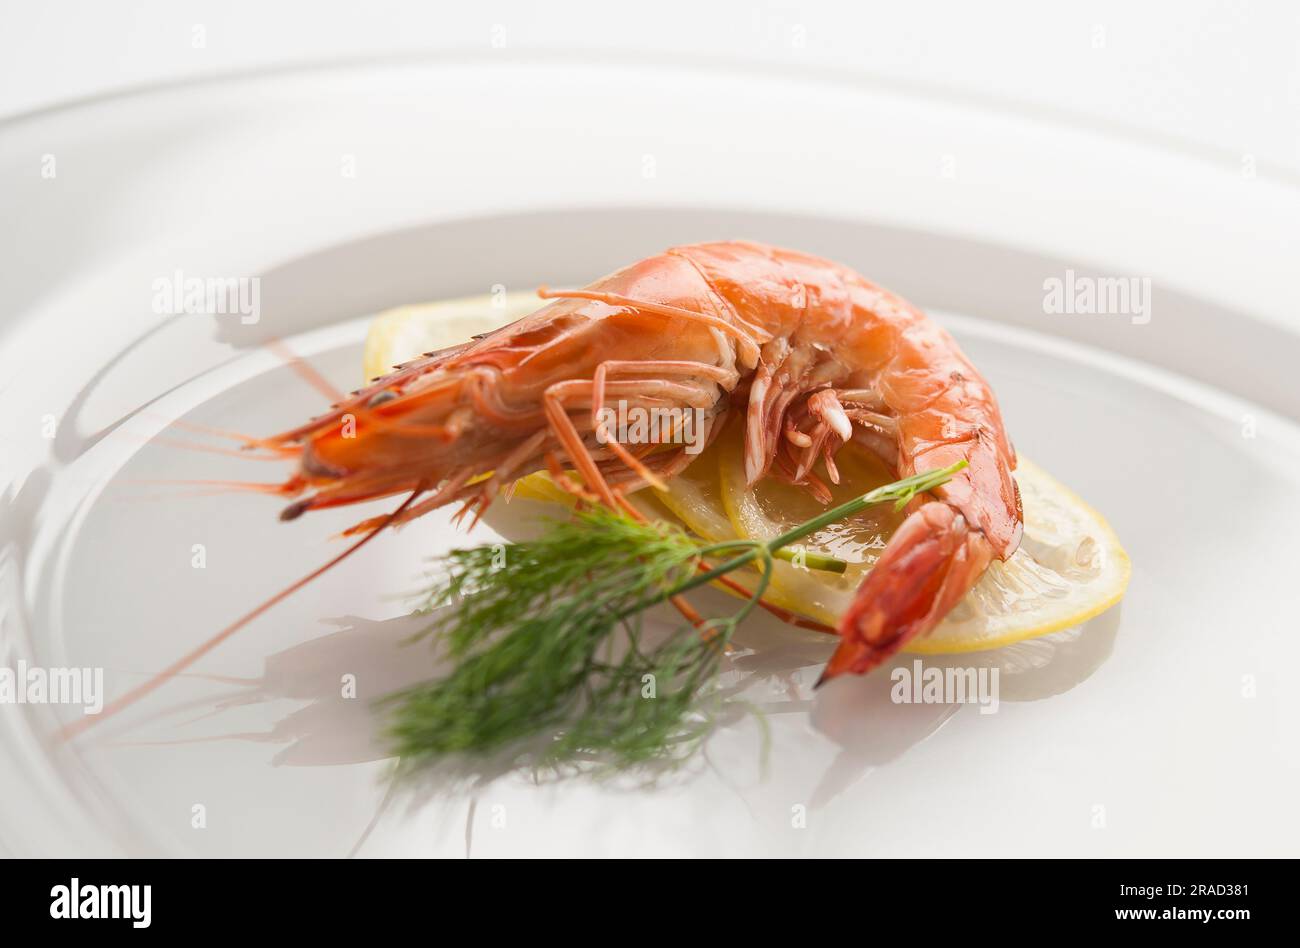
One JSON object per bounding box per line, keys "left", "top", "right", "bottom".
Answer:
{"left": 2, "top": 858, "right": 1284, "bottom": 932}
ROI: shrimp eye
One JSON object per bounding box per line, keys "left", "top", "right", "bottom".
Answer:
{"left": 279, "top": 499, "right": 310, "bottom": 522}
{"left": 367, "top": 390, "right": 397, "bottom": 408}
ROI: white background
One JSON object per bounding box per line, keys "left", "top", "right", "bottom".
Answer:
{"left": 3, "top": 0, "right": 1298, "bottom": 173}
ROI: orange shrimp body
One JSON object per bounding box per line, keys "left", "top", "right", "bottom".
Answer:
{"left": 271, "top": 241, "right": 1022, "bottom": 680}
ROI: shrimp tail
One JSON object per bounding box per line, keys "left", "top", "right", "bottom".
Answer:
{"left": 817, "top": 501, "right": 994, "bottom": 685}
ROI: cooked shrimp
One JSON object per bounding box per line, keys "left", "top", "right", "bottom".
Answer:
{"left": 272, "top": 241, "right": 1021, "bottom": 679}
{"left": 65, "top": 241, "right": 1020, "bottom": 738}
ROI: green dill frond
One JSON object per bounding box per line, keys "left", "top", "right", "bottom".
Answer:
{"left": 384, "top": 461, "right": 966, "bottom": 778}
{"left": 386, "top": 508, "right": 720, "bottom": 773}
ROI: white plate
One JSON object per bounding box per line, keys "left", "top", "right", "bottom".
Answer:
{"left": 2, "top": 57, "right": 1298, "bottom": 857}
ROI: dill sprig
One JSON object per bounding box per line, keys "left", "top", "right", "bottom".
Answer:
{"left": 385, "top": 461, "right": 965, "bottom": 776}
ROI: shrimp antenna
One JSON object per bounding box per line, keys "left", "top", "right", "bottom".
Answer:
{"left": 139, "top": 413, "right": 302, "bottom": 456}
{"left": 140, "top": 437, "right": 292, "bottom": 461}
{"left": 265, "top": 338, "right": 347, "bottom": 406}
{"left": 59, "top": 486, "right": 427, "bottom": 742}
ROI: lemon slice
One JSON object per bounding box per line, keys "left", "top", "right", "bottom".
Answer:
{"left": 366, "top": 293, "right": 1130, "bottom": 654}
{"left": 361, "top": 292, "right": 542, "bottom": 382}
{"left": 712, "top": 419, "right": 1129, "bottom": 651}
